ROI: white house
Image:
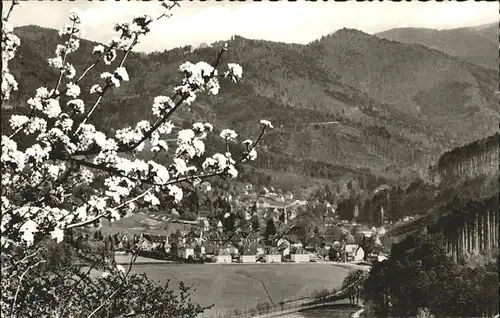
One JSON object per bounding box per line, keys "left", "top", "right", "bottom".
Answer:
{"left": 214, "top": 248, "right": 232, "bottom": 263}
{"left": 265, "top": 248, "right": 282, "bottom": 263}
{"left": 139, "top": 238, "right": 152, "bottom": 251}
{"left": 164, "top": 236, "right": 171, "bottom": 253}
{"left": 291, "top": 247, "right": 310, "bottom": 263}
{"left": 179, "top": 246, "right": 195, "bottom": 259}
{"left": 279, "top": 245, "right": 290, "bottom": 257}
{"left": 198, "top": 217, "right": 210, "bottom": 232}
{"left": 344, "top": 244, "right": 359, "bottom": 261}
{"left": 240, "top": 246, "right": 257, "bottom": 263}
{"left": 353, "top": 246, "right": 365, "bottom": 262}
{"left": 240, "top": 254, "right": 256, "bottom": 263}
{"left": 277, "top": 237, "right": 291, "bottom": 249}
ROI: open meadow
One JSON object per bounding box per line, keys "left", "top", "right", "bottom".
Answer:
{"left": 131, "top": 263, "right": 351, "bottom": 317}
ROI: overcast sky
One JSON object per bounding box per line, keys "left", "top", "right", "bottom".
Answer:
{"left": 8, "top": 0, "right": 498, "bottom": 53}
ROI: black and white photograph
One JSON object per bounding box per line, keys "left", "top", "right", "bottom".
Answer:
{"left": 1, "top": 0, "right": 498, "bottom": 317}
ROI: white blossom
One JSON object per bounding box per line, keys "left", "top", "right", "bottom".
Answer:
{"left": 204, "top": 123, "right": 214, "bottom": 132}
{"left": 25, "top": 144, "right": 50, "bottom": 164}
{"left": 260, "top": 120, "right": 274, "bottom": 128}
{"left": 76, "top": 205, "right": 88, "bottom": 221}
{"left": 68, "top": 8, "right": 81, "bottom": 24}
{"left": 224, "top": 63, "right": 243, "bottom": 82}
{"left": 178, "top": 129, "right": 195, "bottom": 143}
{"left": 227, "top": 165, "right": 238, "bottom": 178}
{"left": 9, "top": 115, "right": 29, "bottom": 130}
{"left": 64, "top": 63, "right": 76, "bottom": 79}
{"left": 220, "top": 129, "right": 238, "bottom": 142}
{"left": 152, "top": 96, "right": 174, "bottom": 116}
{"left": 93, "top": 44, "right": 105, "bottom": 55}
{"left": 1, "top": 136, "right": 25, "bottom": 171}
{"left": 158, "top": 121, "right": 174, "bottom": 135}
{"left": 2, "top": 21, "right": 20, "bottom": 100}
{"left": 192, "top": 139, "right": 205, "bottom": 156}
{"left": 67, "top": 99, "right": 85, "bottom": 114}
{"left": 20, "top": 220, "right": 38, "bottom": 246}
{"left": 172, "top": 158, "right": 188, "bottom": 176}
{"left": 44, "top": 99, "right": 61, "bottom": 118}
{"left": 100, "top": 72, "right": 117, "bottom": 86}
{"left": 168, "top": 185, "right": 183, "bottom": 203}
{"left": 144, "top": 192, "right": 160, "bottom": 206}
{"left": 89, "top": 196, "right": 107, "bottom": 212}
{"left": 90, "top": 84, "right": 102, "bottom": 94}
{"left": 103, "top": 49, "right": 117, "bottom": 65}
{"left": 149, "top": 161, "right": 170, "bottom": 185}
{"left": 114, "top": 67, "right": 129, "bottom": 82}
{"left": 193, "top": 123, "right": 204, "bottom": 132}
{"left": 109, "top": 209, "right": 121, "bottom": 221}
{"left": 151, "top": 139, "right": 168, "bottom": 153}
{"left": 55, "top": 117, "right": 73, "bottom": 132}
{"left": 248, "top": 148, "right": 257, "bottom": 161}
{"left": 48, "top": 56, "right": 64, "bottom": 69}
{"left": 50, "top": 228, "right": 65, "bottom": 243}
{"left": 66, "top": 82, "right": 80, "bottom": 98}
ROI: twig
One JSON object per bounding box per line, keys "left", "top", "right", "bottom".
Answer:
{"left": 125, "top": 253, "right": 138, "bottom": 277}
{"left": 52, "top": 20, "right": 78, "bottom": 96}
{"left": 73, "top": 83, "right": 111, "bottom": 134}
{"left": 76, "top": 56, "right": 104, "bottom": 85}
{"left": 73, "top": 33, "right": 138, "bottom": 135}
{"left": 3, "top": 0, "right": 19, "bottom": 21}
{"left": 66, "top": 187, "right": 154, "bottom": 229}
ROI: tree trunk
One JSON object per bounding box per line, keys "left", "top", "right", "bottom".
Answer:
{"left": 465, "top": 220, "right": 469, "bottom": 254}
{"left": 461, "top": 225, "right": 465, "bottom": 255}
{"left": 492, "top": 207, "right": 497, "bottom": 248}
{"left": 469, "top": 158, "right": 473, "bottom": 177}
{"left": 475, "top": 213, "right": 479, "bottom": 254}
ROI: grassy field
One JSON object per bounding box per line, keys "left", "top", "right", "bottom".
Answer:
{"left": 131, "top": 263, "right": 350, "bottom": 317}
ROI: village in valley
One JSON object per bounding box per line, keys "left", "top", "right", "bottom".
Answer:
{"left": 78, "top": 183, "right": 389, "bottom": 266}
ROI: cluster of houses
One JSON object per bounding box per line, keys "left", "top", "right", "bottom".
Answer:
{"left": 106, "top": 185, "right": 383, "bottom": 265}
{"left": 131, "top": 226, "right": 371, "bottom": 264}
{"left": 132, "top": 228, "right": 318, "bottom": 263}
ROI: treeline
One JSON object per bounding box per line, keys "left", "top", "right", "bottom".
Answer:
{"left": 435, "top": 133, "right": 499, "bottom": 183}
{"left": 364, "top": 233, "right": 499, "bottom": 317}
{"left": 334, "top": 132, "right": 499, "bottom": 224}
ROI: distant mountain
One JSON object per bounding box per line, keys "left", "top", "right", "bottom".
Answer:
{"left": 375, "top": 22, "right": 498, "bottom": 70}
{"left": 4, "top": 25, "right": 498, "bottom": 193}
{"left": 309, "top": 28, "right": 499, "bottom": 145}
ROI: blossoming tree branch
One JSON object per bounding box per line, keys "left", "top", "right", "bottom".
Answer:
{"left": 1, "top": 1, "right": 272, "bottom": 316}
{"left": 2, "top": 3, "right": 272, "bottom": 248}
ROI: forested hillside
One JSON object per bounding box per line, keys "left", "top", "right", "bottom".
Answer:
{"left": 375, "top": 22, "right": 498, "bottom": 70}
{"left": 5, "top": 25, "right": 498, "bottom": 195}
